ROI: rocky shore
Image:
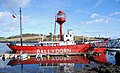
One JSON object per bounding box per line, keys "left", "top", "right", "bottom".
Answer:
{"left": 77, "top": 52, "right": 120, "bottom": 73}
{"left": 77, "top": 63, "right": 120, "bottom": 73}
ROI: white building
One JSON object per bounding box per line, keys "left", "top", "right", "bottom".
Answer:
{"left": 63, "top": 29, "right": 74, "bottom": 41}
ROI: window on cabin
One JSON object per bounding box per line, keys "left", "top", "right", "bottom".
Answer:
{"left": 67, "top": 39, "right": 69, "bottom": 41}
{"left": 41, "top": 43, "right": 43, "bottom": 46}
{"left": 47, "top": 43, "right": 49, "bottom": 45}
{"left": 66, "top": 35, "right": 68, "bottom": 37}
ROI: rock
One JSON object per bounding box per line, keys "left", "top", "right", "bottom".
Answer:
{"left": 77, "top": 64, "right": 120, "bottom": 73}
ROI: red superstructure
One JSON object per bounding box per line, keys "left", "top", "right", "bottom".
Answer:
{"left": 56, "top": 10, "right": 66, "bottom": 41}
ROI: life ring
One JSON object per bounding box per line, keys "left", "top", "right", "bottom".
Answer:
{"left": 16, "top": 51, "right": 19, "bottom": 54}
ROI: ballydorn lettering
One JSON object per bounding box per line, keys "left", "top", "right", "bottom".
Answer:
{"left": 36, "top": 48, "right": 71, "bottom": 54}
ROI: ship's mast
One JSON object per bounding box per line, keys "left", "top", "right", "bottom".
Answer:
{"left": 19, "top": 7, "right": 23, "bottom": 73}
{"left": 19, "top": 7, "right": 23, "bottom": 46}
{"left": 54, "top": 16, "right": 57, "bottom": 41}
{"left": 82, "top": 22, "right": 84, "bottom": 43}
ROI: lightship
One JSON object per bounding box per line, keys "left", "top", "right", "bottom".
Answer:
{"left": 7, "top": 9, "right": 91, "bottom": 54}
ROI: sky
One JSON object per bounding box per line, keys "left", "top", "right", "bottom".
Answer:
{"left": 0, "top": 0, "right": 120, "bottom": 38}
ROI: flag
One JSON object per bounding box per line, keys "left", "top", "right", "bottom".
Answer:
{"left": 12, "top": 15, "right": 16, "bottom": 18}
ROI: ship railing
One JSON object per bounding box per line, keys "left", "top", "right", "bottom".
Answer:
{"left": 91, "top": 39, "right": 120, "bottom": 49}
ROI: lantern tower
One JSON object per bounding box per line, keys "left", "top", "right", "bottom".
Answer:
{"left": 56, "top": 11, "right": 66, "bottom": 41}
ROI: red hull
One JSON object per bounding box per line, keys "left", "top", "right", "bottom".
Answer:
{"left": 7, "top": 44, "right": 91, "bottom": 54}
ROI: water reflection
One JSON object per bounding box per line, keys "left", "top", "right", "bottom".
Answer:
{"left": 106, "top": 51, "right": 116, "bottom": 64}
{"left": 8, "top": 56, "right": 90, "bottom": 65}
{"left": 7, "top": 56, "right": 90, "bottom": 73}
{"left": 0, "top": 51, "right": 120, "bottom": 73}
{"left": 0, "top": 59, "right": 11, "bottom": 69}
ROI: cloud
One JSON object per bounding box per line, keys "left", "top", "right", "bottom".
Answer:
{"left": 22, "top": 16, "right": 30, "bottom": 23}
{"left": 0, "top": 11, "right": 30, "bottom": 25}
{"left": 0, "top": 0, "right": 31, "bottom": 8}
{"left": 0, "top": 30, "right": 2, "bottom": 33}
{"left": 8, "top": 27, "right": 15, "bottom": 31}
{"left": 0, "top": 11, "right": 17, "bottom": 26}
{"left": 83, "top": 18, "right": 108, "bottom": 24}
{"left": 93, "top": 0, "right": 103, "bottom": 8}
{"left": 0, "top": 11, "right": 11, "bottom": 20}
{"left": 110, "top": 12, "right": 120, "bottom": 16}
{"left": 0, "top": 11, "right": 30, "bottom": 35}
{"left": 90, "top": 13, "right": 99, "bottom": 18}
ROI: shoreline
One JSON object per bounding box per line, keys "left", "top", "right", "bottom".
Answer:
{"left": 0, "top": 41, "right": 38, "bottom": 43}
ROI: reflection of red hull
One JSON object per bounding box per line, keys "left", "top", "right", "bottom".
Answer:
{"left": 91, "top": 48, "right": 106, "bottom": 53}
{"left": 8, "top": 56, "right": 90, "bottom": 66}
{"left": 92, "top": 48, "right": 107, "bottom": 63}
{"left": 93, "top": 53, "right": 107, "bottom": 64}
{"left": 7, "top": 44, "right": 91, "bottom": 54}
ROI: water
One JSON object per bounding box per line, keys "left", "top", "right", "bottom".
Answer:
{"left": 0, "top": 43, "right": 11, "bottom": 54}
{"left": 0, "top": 43, "right": 119, "bottom": 73}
